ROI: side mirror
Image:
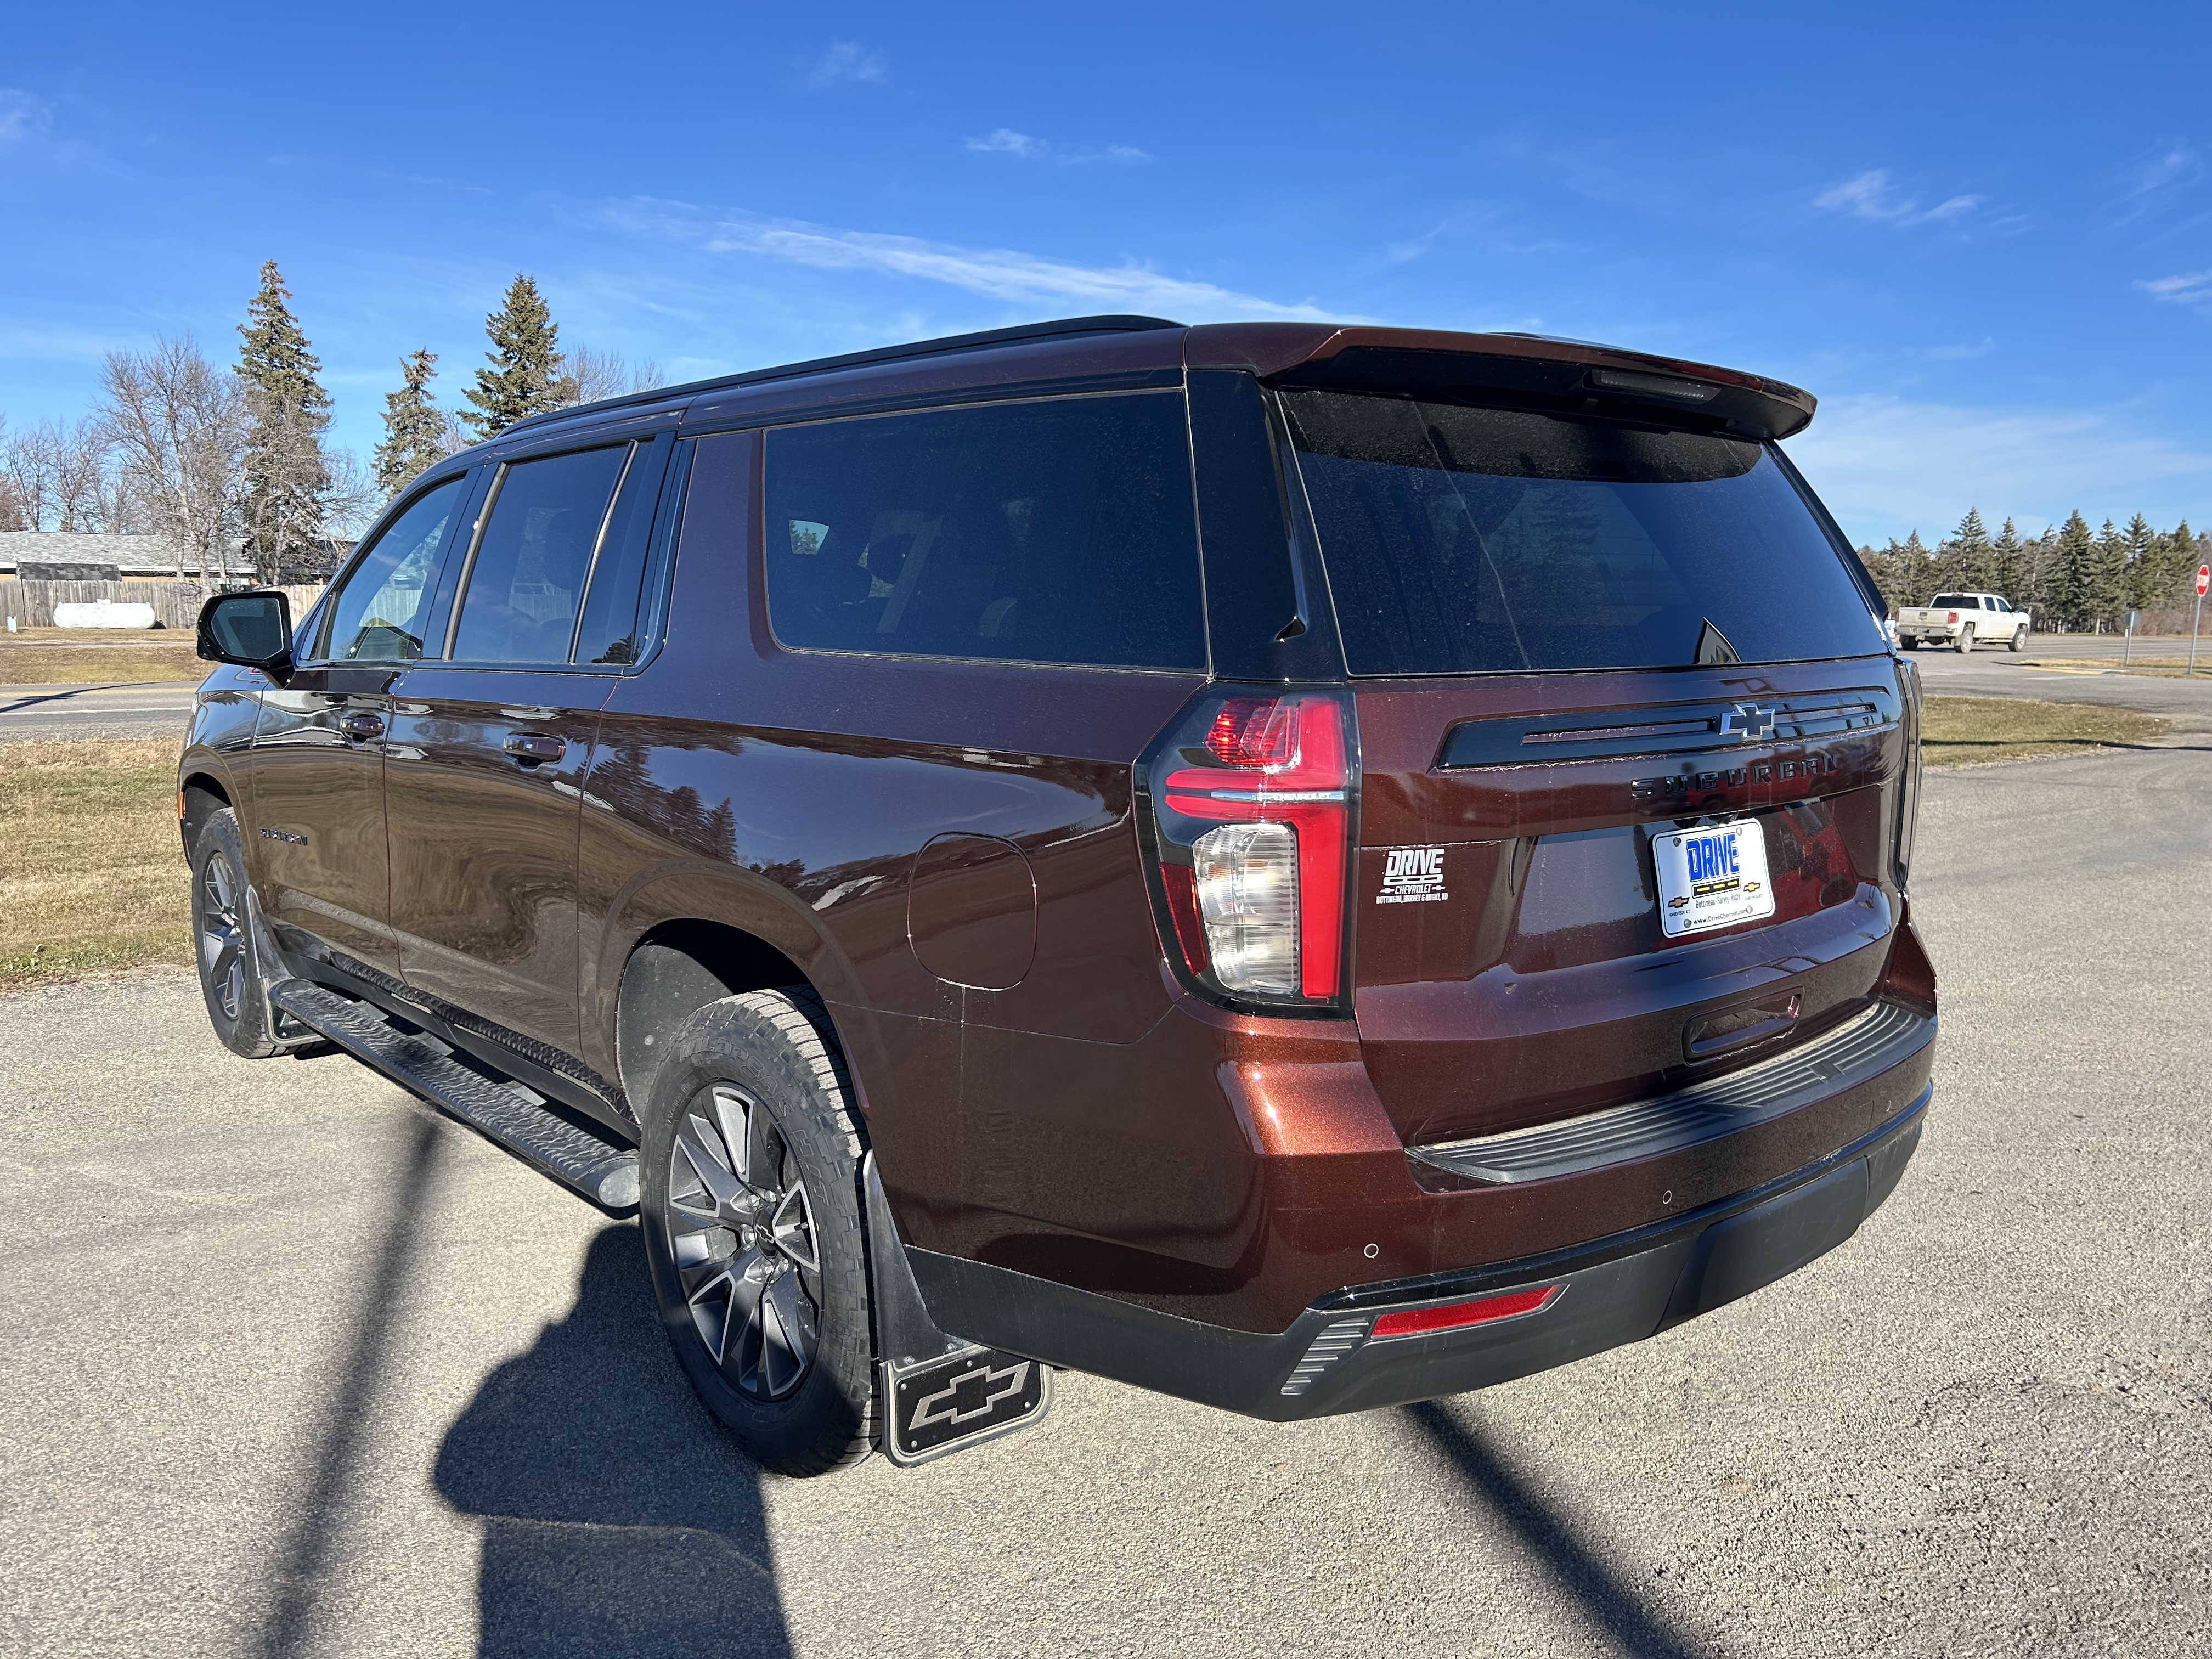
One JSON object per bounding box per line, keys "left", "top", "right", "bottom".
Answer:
{"left": 198, "top": 589, "right": 295, "bottom": 679}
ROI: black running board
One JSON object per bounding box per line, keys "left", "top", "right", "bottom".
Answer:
{"left": 269, "top": 978, "right": 640, "bottom": 1209}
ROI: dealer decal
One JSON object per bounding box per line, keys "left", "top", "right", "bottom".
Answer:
{"left": 1378, "top": 846, "right": 1449, "bottom": 904}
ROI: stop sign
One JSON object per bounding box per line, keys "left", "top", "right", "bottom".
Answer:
{"left": 2199, "top": 563, "right": 2210, "bottom": 596}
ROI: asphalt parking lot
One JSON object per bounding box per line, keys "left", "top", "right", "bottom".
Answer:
{"left": 3, "top": 743, "right": 2208, "bottom": 1657}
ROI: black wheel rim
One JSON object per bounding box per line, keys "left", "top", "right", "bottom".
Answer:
{"left": 664, "top": 1082, "right": 822, "bottom": 1400}
{"left": 198, "top": 852, "right": 246, "bottom": 1024}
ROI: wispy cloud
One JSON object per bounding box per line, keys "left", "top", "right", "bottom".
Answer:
{"left": 596, "top": 198, "right": 1335, "bottom": 320}
{"left": 1785, "top": 393, "right": 2212, "bottom": 541}
{"left": 804, "top": 41, "right": 886, "bottom": 87}
{"left": 0, "top": 87, "right": 50, "bottom": 143}
{"left": 2117, "top": 141, "right": 2202, "bottom": 224}
{"left": 1814, "top": 168, "right": 1986, "bottom": 228}
{"left": 965, "top": 128, "right": 1150, "bottom": 165}
{"left": 1925, "top": 337, "right": 1996, "bottom": 361}
{"left": 2137, "top": 267, "right": 2212, "bottom": 308}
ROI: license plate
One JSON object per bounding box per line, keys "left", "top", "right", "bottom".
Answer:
{"left": 1654, "top": 819, "right": 1775, "bottom": 939}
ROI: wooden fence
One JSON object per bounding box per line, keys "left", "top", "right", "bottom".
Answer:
{"left": 0, "top": 580, "right": 326, "bottom": 631}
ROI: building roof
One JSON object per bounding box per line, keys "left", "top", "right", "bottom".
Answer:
{"left": 0, "top": 532, "right": 247, "bottom": 579}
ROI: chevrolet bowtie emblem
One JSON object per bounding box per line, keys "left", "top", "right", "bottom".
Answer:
{"left": 1719, "top": 703, "right": 1776, "bottom": 743}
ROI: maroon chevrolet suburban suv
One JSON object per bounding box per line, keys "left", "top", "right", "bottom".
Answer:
{"left": 183, "top": 315, "right": 1935, "bottom": 1474}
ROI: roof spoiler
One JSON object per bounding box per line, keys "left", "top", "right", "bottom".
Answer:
{"left": 1184, "top": 323, "right": 1817, "bottom": 441}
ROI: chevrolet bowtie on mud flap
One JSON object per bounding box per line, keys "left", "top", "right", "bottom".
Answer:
{"left": 182, "top": 316, "right": 1935, "bottom": 1475}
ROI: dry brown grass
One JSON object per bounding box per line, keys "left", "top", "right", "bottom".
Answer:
{"left": 1921, "top": 696, "right": 2166, "bottom": 767}
{"left": 0, "top": 738, "right": 193, "bottom": 986}
{"left": 0, "top": 630, "right": 209, "bottom": 686}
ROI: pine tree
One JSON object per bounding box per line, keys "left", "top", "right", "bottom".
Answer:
{"left": 374, "top": 349, "right": 449, "bottom": 498}
{"left": 1989, "top": 517, "right": 2026, "bottom": 604}
{"left": 2120, "top": 513, "right": 2161, "bottom": 612}
{"left": 2087, "top": 518, "right": 2129, "bottom": 627}
{"left": 2165, "top": 521, "right": 2200, "bottom": 611}
{"left": 235, "top": 259, "right": 332, "bottom": 584}
{"left": 2052, "top": 511, "right": 2100, "bottom": 631}
{"left": 1892, "top": 531, "right": 1936, "bottom": 607}
{"left": 462, "top": 275, "right": 578, "bottom": 439}
{"left": 1933, "top": 507, "right": 1993, "bottom": 593}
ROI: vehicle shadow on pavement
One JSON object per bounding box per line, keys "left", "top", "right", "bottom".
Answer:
{"left": 434, "top": 1224, "right": 793, "bottom": 1659}
{"left": 1407, "top": 1401, "right": 1708, "bottom": 1659}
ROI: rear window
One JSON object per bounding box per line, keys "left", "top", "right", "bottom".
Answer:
{"left": 1282, "top": 391, "right": 1884, "bottom": 676}
{"left": 1929, "top": 593, "right": 1978, "bottom": 608}
{"left": 763, "top": 392, "right": 1205, "bottom": 671}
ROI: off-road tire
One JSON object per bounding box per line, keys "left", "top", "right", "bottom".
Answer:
{"left": 1954, "top": 625, "right": 1974, "bottom": 654}
{"left": 639, "top": 988, "right": 878, "bottom": 1476}
{"left": 190, "top": 808, "right": 279, "bottom": 1059}
{"left": 2010, "top": 627, "right": 2028, "bottom": 652}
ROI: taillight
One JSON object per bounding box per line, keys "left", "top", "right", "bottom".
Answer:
{"left": 1945, "top": 611, "right": 1960, "bottom": 624}
{"left": 1138, "top": 690, "right": 1356, "bottom": 1012}
{"left": 1894, "top": 654, "right": 1923, "bottom": 888}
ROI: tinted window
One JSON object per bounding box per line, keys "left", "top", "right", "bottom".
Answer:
{"left": 573, "top": 440, "right": 672, "bottom": 665}
{"left": 321, "top": 477, "right": 464, "bottom": 662}
{"left": 1931, "top": 593, "right": 1978, "bottom": 608}
{"left": 452, "top": 444, "right": 633, "bottom": 663}
{"left": 1284, "top": 391, "right": 1886, "bottom": 676}
{"left": 762, "top": 392, "right": 1204, "bottom": 670}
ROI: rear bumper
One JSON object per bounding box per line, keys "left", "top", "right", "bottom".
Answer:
{"left": 908, "top": 1086, "right": 1927, "bottom": 1420}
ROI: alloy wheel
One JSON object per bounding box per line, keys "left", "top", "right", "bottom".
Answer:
{"left": 198, "top": 853, "right": 246, "bottom": 1023}
{"left": 664, "top": 1082, "right": 822, "bottom": 1400}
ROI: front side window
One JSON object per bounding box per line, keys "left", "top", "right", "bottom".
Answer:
{"left": 451, "top": 444, "right": 634, "bottom": 663}
{"left": 1283, "top": 391, "right": 1887, "bottom": 676}
{"left": 761, "top": 392, "right": 1205, "bottom": 671}
{"left": 320, "top": 476, "right": 464, "bottom": 662}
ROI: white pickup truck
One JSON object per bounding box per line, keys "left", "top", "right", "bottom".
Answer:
{"left": 1895, "top": 591, "right": 2030, "bottom": 653}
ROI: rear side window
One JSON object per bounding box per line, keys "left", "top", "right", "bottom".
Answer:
{"left": 1283, "top": 391, "right": 1885, "bottom": 676}
{"left": 320, "top": 476, "right": 464, "bottom": 662}
{"left": 762, "top": 392, "right": 1205, "bottom": 670}
{"left": 452, "top": 444, "right": 634, "bottom": 663}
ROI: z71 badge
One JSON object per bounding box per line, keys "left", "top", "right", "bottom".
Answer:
{"left": 1378, "top": 846, "right": 1449, "bottom": 904}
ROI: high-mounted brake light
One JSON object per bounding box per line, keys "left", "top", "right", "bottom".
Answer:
{"left": 1139, "top": 691, "right": 1356, "bottom": 1009}
{"left": 1370, "top": 1284, "right": 1562, "bottom": 1339}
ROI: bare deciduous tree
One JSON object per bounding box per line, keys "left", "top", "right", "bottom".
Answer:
{"left": 563, "top": 347, "right": 667, "bottom": 406}
{"left": 2, "top": 414, "right": 121, "bottom": 532}
{"left": 98, "top": 337, "right": 247, "bottom": 580}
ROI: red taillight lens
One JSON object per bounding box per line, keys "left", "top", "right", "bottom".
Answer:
{"left": 1206, "top": 697, "right": 1297, "bottom": 767}
{"left": 1370, "top": 1285, "right": 1562, "bottom": 1339}
{"left": 1140, "top": 691, "right": 1356, "bottom": 1009}
{"left": 1946, "top": 611, "right": 1959, "bottom": 624}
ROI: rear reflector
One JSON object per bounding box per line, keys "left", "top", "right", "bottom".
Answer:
{"left": 1369, "top": 1284, "right": 1562, "bottom": 1339}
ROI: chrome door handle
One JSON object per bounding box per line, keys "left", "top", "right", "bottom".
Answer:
{"left": 340, "top": 712, "right": 385, "bottom": 740}
{"left": 503, "top": 733, "right": 566, "bottom": 764}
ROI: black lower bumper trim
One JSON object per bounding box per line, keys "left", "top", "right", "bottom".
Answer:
{"left": 906, "top": 1087, "right": 1929, "bottom": 1421}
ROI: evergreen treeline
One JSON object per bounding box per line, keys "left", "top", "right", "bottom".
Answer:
{"left": 1860, "top": 508, "right": 2207, "bottom": 631}
{"left": 0, "top": 268, "right": 659, "bottom": 580}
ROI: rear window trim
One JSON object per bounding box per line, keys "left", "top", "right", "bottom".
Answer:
{"left": 755, "top": 385, "right": 1209, "bottom": 676}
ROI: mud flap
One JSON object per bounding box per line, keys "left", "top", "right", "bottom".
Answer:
{"left": 882, "top": 1345, "right": 1053, "bottom": 1466}
{"left": 862, "top": 1154, "right": 1054, "bottom": 1467}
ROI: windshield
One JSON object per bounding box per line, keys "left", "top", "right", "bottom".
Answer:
{"left": 1282, "top": 391, "right": 1886, "bottom": 676}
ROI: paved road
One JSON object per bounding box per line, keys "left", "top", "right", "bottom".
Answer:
{"left": 0, "top": 681, "right": 200, "bottom": 743}
{"left": 1908, "top": 636, "right": 2212, "bottom": 723}
{"left": 3, "top": 747, "right": 2209, "bottom": 1657}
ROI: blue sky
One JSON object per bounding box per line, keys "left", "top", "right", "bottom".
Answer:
{"left": 4, "top": 1, "right": 2211, "bottom": 545}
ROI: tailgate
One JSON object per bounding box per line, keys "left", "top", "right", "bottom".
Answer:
{"left": 1350, "top": 662, "right": 1909, "bottom": 1147}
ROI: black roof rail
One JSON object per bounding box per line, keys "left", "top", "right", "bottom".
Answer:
{"left": 498, "top": 313, "right": 1186, "bottom": 438}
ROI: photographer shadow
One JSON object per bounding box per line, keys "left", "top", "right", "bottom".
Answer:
{"left": 434, "top": 1224, "right": 793, "bottom": 1658}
